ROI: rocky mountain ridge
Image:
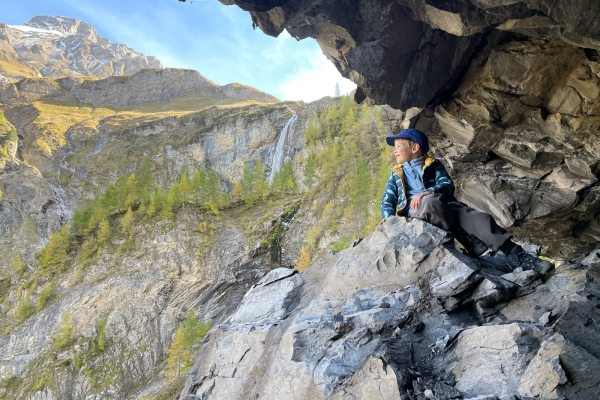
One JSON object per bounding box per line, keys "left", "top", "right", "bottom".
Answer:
{"left": 0, "top": 68, "right": 279, "bottom": 108}
{"left": 0, "top": 16, "right": 162, "bottom": 82}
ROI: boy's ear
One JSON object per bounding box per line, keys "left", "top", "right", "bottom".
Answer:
{"left": 412, "top": 143, "right": 421, "bottom": 154}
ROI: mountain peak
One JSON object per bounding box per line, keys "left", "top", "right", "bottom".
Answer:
{"left": 24, "top": 15, "right": 94, "bottom": 36}
{"left": 0, "top": 15, "right": 162, "bottom": 80}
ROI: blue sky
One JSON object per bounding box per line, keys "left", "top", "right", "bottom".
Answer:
{"left": 2, "top": 0, "right": 356, "bottom": 102}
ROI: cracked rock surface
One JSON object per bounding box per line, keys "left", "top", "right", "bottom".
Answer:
{"left": 178, "top": 217, "right": 600, "bottom": 399}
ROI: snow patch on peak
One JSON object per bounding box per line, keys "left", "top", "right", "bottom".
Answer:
{"left": 7, "top": 25, "right": 65, "bottom": 37}
{"left": 2, "top": 15, "right": 163, "bottom": 80}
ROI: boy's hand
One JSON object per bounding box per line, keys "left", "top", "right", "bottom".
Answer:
{"left": 410, "top": 191, "right": 432, "bottom": 210}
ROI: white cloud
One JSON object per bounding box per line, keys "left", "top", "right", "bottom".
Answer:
{"left": 278, "top": 48, "right": 356, "bottom": 102}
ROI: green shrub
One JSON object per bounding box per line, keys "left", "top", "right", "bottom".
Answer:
{"left": 95, "top": 316, "right": 108, "bottom": 352}
{"left": 55, "top": 311, "right": 73, "bottom": 349}
{"left": 37, "top": 225, "right": 70, "bottom": 276}
{"left": 36, "top": 283, "right": 53, "bottom": 310}
{"left": 10, "top": 253, "right": 27, "bottom": 277}
{"left": 17, "top": 298, "right": 35, "bottom": 323}
{"left": 8, "top": 129, "right": 17, "bottom": 142}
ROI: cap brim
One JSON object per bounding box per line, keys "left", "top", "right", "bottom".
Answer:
{"left": 385, "top": 133, "right": 410, "bottom": 146}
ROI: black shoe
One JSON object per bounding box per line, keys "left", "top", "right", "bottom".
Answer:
{"left": 454, "top": 228, "right": 488, "bottom": 257}
{"left": 506, "top": 250, "right": 554, "bottom": 275}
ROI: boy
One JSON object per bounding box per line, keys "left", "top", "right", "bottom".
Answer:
{"left": 380, "top": 128, "right": 554, "bottom": 274}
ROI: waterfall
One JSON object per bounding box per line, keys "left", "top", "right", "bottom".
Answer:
{"left": 268, "top": 114, "right": 298, "bottom": 183}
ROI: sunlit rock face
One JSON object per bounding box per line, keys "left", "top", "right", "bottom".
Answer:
{"left": 219, "top": 0, "right": 600, "bottom": 259}
{"left": 179, "top": 217, "right": 600, "bottom": 399}
{"left": 0, "top": 16, "right": 162, "bottom": 81}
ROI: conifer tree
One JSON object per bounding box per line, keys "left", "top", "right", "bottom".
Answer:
{"left": 135, "top": 156, "right": 154, "bottom": 202}
{"left": 97, "top": 218, "right": 111, "bottom": 245}
{"left": 270, "top": 171, "right": 283, "bottom": 195}
{"left": 147, "top": 187, "right": 163, "bottom": 217}
{"left": 83, "top": 206, "right": 103, "bottom": 237}
{"left": 136, "top": 156, "right": 153, "bottom": 187}
{"left": 197, "top": 167, "right": 209, "bottom": 204}
{"left": 38, "top": 224, "right": 70, "bottom": 276}
{"left": 120, "top": 207, "right": 134, "bottom": 234}
{"left": 36, "top": 282, "right": 53, "bottom": 310}
{"left": 179, "top": 163, "right": 190, "bottom": 180}
{"left": 241, "top": 164, "right": 254, "bottom": 203}
{"left": 232, "top": 181, "right": 243, "bottom": 202}
{"left": 114, "top": 175, "right": 128, "bottom": 209}
{"left": 280, "top": 159, "right": 297, "bottom": 194}
{"left": 71, "top": 208, "right": 89, "bottom": 237}
{"left": 304, "top": 118, "right": 319, "bottom": 148}
{"left": 342, "top": 107, "right": 358, "bottom": 135}
{"left": 165, "top": 310, "right": 210, "bottom": 381}
{"left": 304, "top": 154, "right": 317, "bottom": 188}
{"left": 360, "top": 102, "right": 370, "bottom": 126}
{"left": 102, "top": 184, "right": 118, "bottom": 213}
{"left": 191, "top": 169, "right": 202, "bottom": 203}
{"left": 124, "top": 174, "right": 137, "bottom": 208}
{"left": 179, "top": 173, "right": 191, "bottom": 203}
{"left": 295, "top": 246, "right": 312, "bottom": 272}
{"left": 351, "top": 153, "right": 372, "bottom": 221}
{"left": 252, "top": 159, "right": 266, "bottom": 201}
{"left": 162, "top": 186, "right": 176, "bottom": 220}
{"left": 166, "top": 323, "right": 185, "bottom": 380}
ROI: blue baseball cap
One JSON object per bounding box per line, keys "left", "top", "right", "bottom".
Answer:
{"left": 385, "top": 129, "right": 429, "bottom": 152}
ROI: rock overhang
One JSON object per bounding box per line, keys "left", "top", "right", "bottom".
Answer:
{"left": 218, "top": 0, "right": 600, "bottom": 109}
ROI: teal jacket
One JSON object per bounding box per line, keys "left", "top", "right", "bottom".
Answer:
{"left": 380, "top": 157, "right": 455, "bottom": 218}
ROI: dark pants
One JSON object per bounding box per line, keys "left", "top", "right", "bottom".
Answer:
{"left": 410, "top": 194, "right": 512, "bottom": 251}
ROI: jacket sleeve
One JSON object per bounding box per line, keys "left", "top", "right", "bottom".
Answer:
{"left": 380, "top": 172, "right": 399, "bottom": 219}
{"left": 425, "top": 162, "right": 455, "bottom": 202}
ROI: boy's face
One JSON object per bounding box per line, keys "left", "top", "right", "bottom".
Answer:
{"left": 393, "top": 138, "right": 421, "bottom": 164}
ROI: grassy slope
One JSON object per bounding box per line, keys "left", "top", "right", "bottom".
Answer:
{"left": 0, "top": 41, "right": 38, "bottom": 80}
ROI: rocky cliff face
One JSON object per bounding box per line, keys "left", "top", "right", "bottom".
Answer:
{"left": 0, "top": 16, "right": 162, "bottom": 82}
{"left": 179, "top": 217, "right": 600, "bottom": 399}
{"left": 219, "top": 0, "right": 600, "bottom": 259}
{"left": 0, "top": 68, "right": 279, "bottom": 108}
{"left": 0, "top": 64, "right": 322, "bottom": 397}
